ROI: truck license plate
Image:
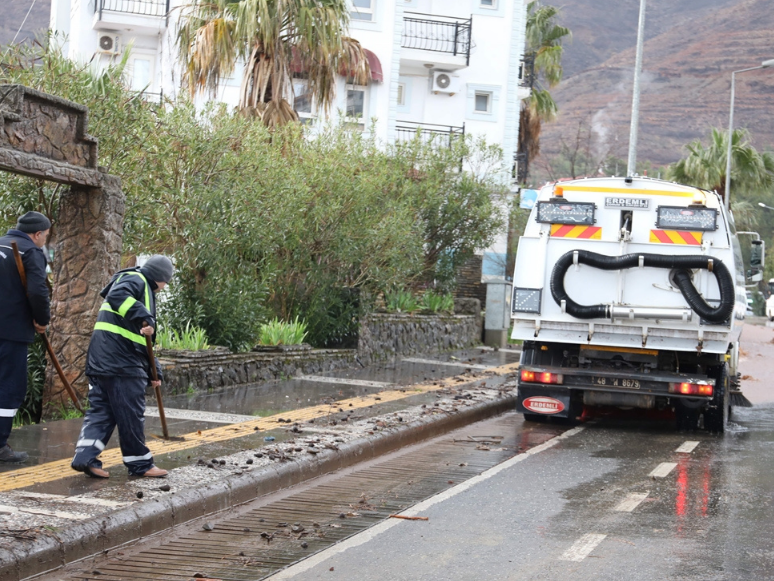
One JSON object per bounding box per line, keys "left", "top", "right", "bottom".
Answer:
{"left": 592, "top": 377, "right": 640, "bottom": 389}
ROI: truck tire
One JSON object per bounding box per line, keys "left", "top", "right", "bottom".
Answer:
{"left": 703, "top": 364, "right": 729, "bottom": 433}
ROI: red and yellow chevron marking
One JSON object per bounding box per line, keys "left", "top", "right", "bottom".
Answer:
{"left": 649, "top": 229, "right": 702, "bottom": 245}
{"left": 550, "top": 224, "right": 602, "bottom": 239}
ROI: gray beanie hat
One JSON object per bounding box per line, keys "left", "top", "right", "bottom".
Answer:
{"left": 140, "top": 255, "right": 174, "bottom": 284}
{"left": 16, "top": 211, "right": 52, "bottom": 234}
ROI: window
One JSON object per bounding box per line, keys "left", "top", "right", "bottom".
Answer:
{"left": 346, "top": 85, "right": 368, "bottom": 120}
{"left": 480, "top": 0, "right": 497, "bottom": 7}
{"left": 351, "top": 0, "right": 374, "bottom": 21}
{"left": 397, "top": 82, "right": 406, "bottom": 107}
{"left": 130, "top": 58, "right": 151, "bottom": 91}
{"left": 293, "top": 78, "right": 313, "bottom": 116}
{"left": 474, "top": 91, "right": 491, "bottom": 113}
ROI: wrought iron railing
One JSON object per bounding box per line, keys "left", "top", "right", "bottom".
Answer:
{"left": 395, "top": 121, "right": 465, "bottom": 148}
{"left": 402, "top": 12, "right": 472, "bottom": 66}
{"left": 96, "top": 0, "right": 168, "bottom": 17}
{"left": 520, "top": 53, "right": 536, "bottom": 89}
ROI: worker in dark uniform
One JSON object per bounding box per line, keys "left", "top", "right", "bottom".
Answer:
{"left": 71, "top": 255, "right": 174, "bottom": 478}
{"left": 0, "top": 212, "right": 51, "bottom": 463}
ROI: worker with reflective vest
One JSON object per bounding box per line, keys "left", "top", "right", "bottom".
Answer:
{"left": 71, "top": 255, "right": 173, "bottom": 479}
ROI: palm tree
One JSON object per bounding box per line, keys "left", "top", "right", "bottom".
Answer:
{"left": 667, "top": 128, "right": 774, "bottom": 204}
{"left": 177, "top": 0, "right": 370, "bottom": 127}
{"left": 517, "top": 0, "right": 570, "bottom": 183}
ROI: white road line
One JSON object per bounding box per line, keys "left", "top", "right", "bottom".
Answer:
{"left": 675, "top": 441, "right": 699, "bottom": 453}
{"left": 265, "top": 425, "right": 585, "bottom": 580}
{"left": 0, "top": 504, "right": 87, "bottom": 520}
{"left": 560, "top": 533, "right": 607, "bottom": 562}
{"left": 649, "top": 462, "right": 677, "bottom": 478}
{"left": 615, "top": 492, "right": 649, "bottom": 512}
{"left": 145, "top": 407, "right": 257, "bottom": 424}
{"left": 402, "top": 357, "right": 492, "bottom": 370}
{"left": 297, "top": 376, "right": 395, "bottom": 388}
{"left": 14, "top": 491, "right": 129, "bottom": 508}
{"left": 477, "top": 346, "right": 523, "bottom": 354}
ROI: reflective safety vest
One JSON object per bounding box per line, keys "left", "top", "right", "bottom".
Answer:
{"left": 93, "top": 271, "right": 151, "bottom": 345}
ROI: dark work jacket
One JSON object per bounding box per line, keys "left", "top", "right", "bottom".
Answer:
{"left": 0, "top": 230, "right": 51, "bottom": 343}
{"left": 85, "top": 267, "right": 163, "bottom": 381}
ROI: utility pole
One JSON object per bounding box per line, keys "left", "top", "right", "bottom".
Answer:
{"left": 626, "top": 0, "right": 646, "bottom": 177}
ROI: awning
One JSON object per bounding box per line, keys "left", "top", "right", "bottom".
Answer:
{"left": 291, "top": 46, "right": 382, "bottom": 83}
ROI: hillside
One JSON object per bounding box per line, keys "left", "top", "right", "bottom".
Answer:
{"left": 0, "top": 0, "right": 51, "bottom": 47}
{"left": 541, "top": 0, "right": 774, "bottom": 170}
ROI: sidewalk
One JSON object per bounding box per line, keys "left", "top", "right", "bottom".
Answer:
{"left": 0, "top": 347, "right": 521, "bottom": 581}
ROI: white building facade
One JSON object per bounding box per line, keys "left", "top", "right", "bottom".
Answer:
{"left": 50, "top": 0, "right": 529, "bottom": 287}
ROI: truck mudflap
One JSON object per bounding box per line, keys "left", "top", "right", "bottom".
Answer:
{"left": 516, "top": 386, "right": 573, "bottom": 418}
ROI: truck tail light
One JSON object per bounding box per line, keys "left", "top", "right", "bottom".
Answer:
{"left": 669, "top": 382, "right": 713, "bottom": 397}
{"left": 521, "top": 370, "right": 564, "bottom": 385}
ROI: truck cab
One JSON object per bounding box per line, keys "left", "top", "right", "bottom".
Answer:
{"left": 510, "top": 177, "right": 759, "bottom": 432}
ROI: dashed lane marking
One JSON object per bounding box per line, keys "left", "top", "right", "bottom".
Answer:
{"left": 297, "top": 376, "right": 394, "bottom": 388}
{"left": 649, "top": 462, "right": 677, "bottom": 478}
{"left": 401, "top": 357, "right": 492, "bottom": 370}
{"left": 675, "top": 441, "right": 699, "bottom": 453}
{"left": 14, "top": 491, "right": 130, "bottom": 508}
{"left": 615, "top": 492, "right": 649, "bottom": 512}
{"left": 0, "top": 362, "right": 520, "bottom": 493}
{"left": 560, "top": 533, "right": 607, "bottom": 562}
{"left": 145, "top": 407, "right": 258, "bottom": 424}
{"left": 0, "top": 504, "right": 87, "bottom": 520}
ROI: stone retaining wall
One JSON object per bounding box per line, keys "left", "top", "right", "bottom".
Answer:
{"left": 159, "top": 307, "right": 482, "bottom": 394}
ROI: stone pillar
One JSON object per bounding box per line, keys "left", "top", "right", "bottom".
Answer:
{"left": 45, "top": 175, "right": 124, "bottom": 409}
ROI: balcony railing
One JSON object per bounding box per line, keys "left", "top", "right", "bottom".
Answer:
{"left": 395, "top": 121, "right": 465, "bottom": 148}
{"left": 96, "top": 0, "right": 169, "bottom": 17}
{"left": 402, "top": 12, "right": 472, "bottom": 66}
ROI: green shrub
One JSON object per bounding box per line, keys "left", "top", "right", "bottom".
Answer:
{"left": 13, "top": 335, "right": 46, "bottom": 427}
{"left": 420, "top": 290, "right": 455, "bottom": 313}
{"left": 385, "top": 289, "right": 420, "bottom": 313}
{"left": 259, "top": 317, "right": 308, "bottom": 346}
{"left": 157, "top": 322, "right": 210, "bottom": 351}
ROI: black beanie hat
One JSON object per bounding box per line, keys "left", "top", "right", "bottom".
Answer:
{"left": 16, "top": 211, "right": 52, "bottom": 234}
{"left": 140, "top": 255, "right": 174, "bottom": 284}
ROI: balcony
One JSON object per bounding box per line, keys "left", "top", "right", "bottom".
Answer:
{"left": 93, "top": 0, "right": 169, "bottom": 35}
{"left": 401, "top": 12, "right": 472, "bottom": 71}
{"left": 395, "top": 121, "right": 465, "bottom": 148}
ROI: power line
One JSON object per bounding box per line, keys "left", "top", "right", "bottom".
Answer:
{"left": 11, "top": 0, "right": 38, "bottom": 45}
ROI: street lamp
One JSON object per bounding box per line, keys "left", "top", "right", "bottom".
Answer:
{"left": 724, "top": 59, "right": 774, "bottom": 213}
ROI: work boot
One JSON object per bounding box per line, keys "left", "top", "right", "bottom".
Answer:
{"left": 140, "top": 466, "right": 168, "bottom": 478}
{"left": 0, "top": 445, "right": 29, "bottom": 463}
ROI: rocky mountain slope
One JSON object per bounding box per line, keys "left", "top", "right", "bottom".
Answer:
{"left": 0, "top": 0, "right": 51, "bottom": 47}
{"left": 542, "top": 0, "right": 774, "bottom": 169}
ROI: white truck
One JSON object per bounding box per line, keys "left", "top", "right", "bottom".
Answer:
{"left": 510, "top": 176, "right": 762, "bottom": 432}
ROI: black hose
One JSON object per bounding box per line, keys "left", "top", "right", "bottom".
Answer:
{"left": 550, "top": 250, "right": 735, "bottom": 323}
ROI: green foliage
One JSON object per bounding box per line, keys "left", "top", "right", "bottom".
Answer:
{"left": 13, "top": 335, "right": 46, "bottom": 427}
{"left": 420, "top": 290, "right": 454, "bottom": 314}
{"left": 0, "top": 42, "right": 504, "bottom": 352}
{"left": 385, "top": 289, "right": 420, "bottom": 314}
{"left": 259, "top": 317, "right": 308, "bottom": 346}
{"left": 48, "top": 403, "right": 85, "bottom": 421}
{"left": 157, "top": 322, "right": 210, "bottom": 351}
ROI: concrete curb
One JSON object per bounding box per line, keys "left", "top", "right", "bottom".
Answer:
{"left": 1, "top": 393, "right": 517, "bottom": 581}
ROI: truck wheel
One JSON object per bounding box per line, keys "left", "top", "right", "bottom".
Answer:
{"left": 703, "top": 364, "right": 729, "bottom": 433}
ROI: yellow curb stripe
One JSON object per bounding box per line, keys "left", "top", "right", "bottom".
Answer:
{"left": 0, "top": 362, "right": 520, "bottom": 492}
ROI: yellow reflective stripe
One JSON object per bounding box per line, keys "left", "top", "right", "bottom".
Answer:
{"left": 94, "top": 322, "right": 146, "bottom": 345}
{"left": 117, "top": 296, "right": 137, "bottom": 317}
{"left": 99, "top": 303, "right": 120, "bottom": 315}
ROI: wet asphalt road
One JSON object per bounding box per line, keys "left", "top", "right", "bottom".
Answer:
{"left": 265, "top": 323, "right": 774, "bottom": 581}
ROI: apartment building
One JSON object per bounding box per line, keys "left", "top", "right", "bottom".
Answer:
{"left": 50, "top": 0, "right": 529, "bottom": 289}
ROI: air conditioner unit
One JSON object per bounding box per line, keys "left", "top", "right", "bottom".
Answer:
{"left": 432, "top": 71, "right": 460, "bottom": 95}
{"left": 98, "top": 34, "right": 121, "bottom": 54}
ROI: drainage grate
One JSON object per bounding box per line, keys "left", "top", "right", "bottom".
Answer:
{"left": 58, "top": 413, "right": 565, "bottom": 581}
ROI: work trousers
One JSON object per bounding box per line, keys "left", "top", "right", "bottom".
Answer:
{"left": 71, "top": 375, "right": 154, "bottom": 475}
{"left": 0, "top": 339, "right": 28, "bottom": 448}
